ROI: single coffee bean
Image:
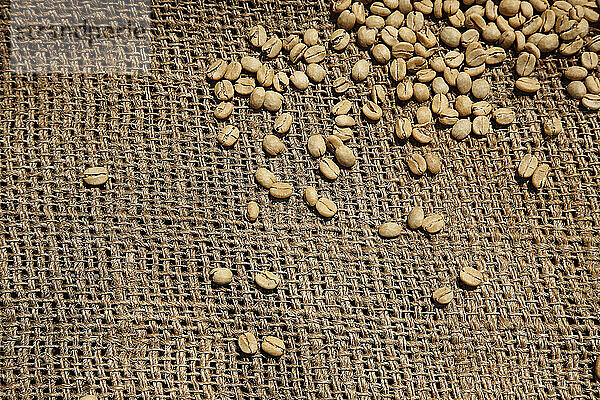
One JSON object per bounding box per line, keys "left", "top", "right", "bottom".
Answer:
{"left": 460, "top": 266, "right": 483, "bottom": 287}
{"left": 217, "top": 125, "right": 239, "bottom": 147}
{"left": 316, "top": 197, "right": 338, "bottom": 218}
{"left": 387, "top": 10, "right": 405, "bottom": 27}
{"left": 472, "top": 115, "right": 491, "bottom": 136}
{"left": 270, "top": 182, "right": 293, "bottom": 198}
{"left": 263, "top": 91, "right": 283, "bottom": 112}
{"left": 412, "top": 127, "right": 433, "bottom": 144}
{"left": 543, "top": 115, "right": 563, "bottom": 136}
{"left": 389, "top": 59, "right": 406, "bottom": 81}
{"left": 248, "top": 25, "right": 267, "bottom": 47}
{"left": 263, "top": 135, "right": 284, "bottom": 156}
{"left": 515, "top": 52, "right": 536, "bottom": 76}
{"left": 515, "top": 77, "right": 540, "bottom": 93}
{"left": 432, "top": 93, "right": 449, "bottom": 115}
{"left": 283, "top": 34, "right": 301, "bottom": 51}
{"left": 306, "top": 63, "right": 327, "bottom": 83}
{"left": 416, "top": 69, "right": 436, "bottom": 83}
{"left": 304, "top": 45, "right": 327, "bottom": 63}
{"left": 444, "top": 50, "right": 464, "bottom": 69}
{"left": 224, "top": 61, "right": 242, "bottom": 81}
{"left": 274, "top": 113, "right": 293, "bottom": 134}
{"left": 215, "top": 80, "right": 234, "bottom": 100}
{"left": 425, "top": 152, "right": 441, "bottom": 174}
{"left": 250, "top": 87, "right": 266, "bottom": 109}
{"left": 307, "top": 134, "right": 326, "bottom": 157}
{"left": 431, "top": 77, "right": 449, "bottom": 95}
{"left": 464, "top": 64, "right": 486, "bottom": 77}
{"left": 234, "top": 77, "right": 255, "bottom": 96}
{"left": 465, "top": 43, "right": 486, "bottom": 66}
{"left": 472, "top": 101, "right": 492, "bottom": 116}
{"left": 257, "top": 65, "right": 274, "bottom": 87}
{"left": 238, "top": 332, "right": 258, "bottom": 354}
{"left": 455, "top": 95, "right": 472, "bottom": 117}
{"left": 290, "top": 71, "right": 309, "bottom": 90}
{"left": 532, "top": 163, "right": 550, "bottom": 189}
{"left": 332, "top": 77, "right": 351, "bottom": 94}
{"left": 352, "top": 59, "right": 371, "bottom": 81}
{"left": 207, "top": 59, "right": 227, "bottom": 80}
{"left": 413, "top": 83, "right": 430, "bottom": 102}
{"left": 335, "top": 115, "right": 356, "bottom": 128}
{"left": 371, "top": 85, "right": 387, "bottom": 104}
{"left": 417, "top": 27, "right": 437, "bottom": 47}
{"left": 357, "top": 26, "right": 378, "bottom": 47}
{"left": 567, "top": 81, "right": 587, "bottom": 99}
{"left": 517, "top": 154, "right": 539, "bottom": 178}
{"left": 255, "top": 167, "right": 277, "bottom": 189}
{"left": 363, "top": 101, "right": 383, "bottom": 121}
{"left": 211, "top": 268, "right": 233, "bottom": 285}
{"left": 585, "top": 76, "right": 600, "bottom": 95}
{"left": 416, "top": 106, "right": 432, "bottom": 124}
{"left": 326, "top": 135, "right": 343, "bottom": 152}
{"left": 289, "top": 43, "right": 307, "bottom": 63}
{"left": 560, "top": 38, "right": 584, "bottom": 56}
{"left": 581, "top": 52, "right": 599, "bottom": 70}
{"left": 332, "top": 99, "right": 352, "bottom": 115}
{"left": 581, "top": 92, "right": 600, "bottom": 110}
{"left": 485, "top": 47, "right": 507, "bottom": 65}
{"left": 378, "top": 222, "right": 402, "bottom": 238}
{"left": 456, "top": 72, "right": 472, "bottom": 94}
{"left": 499, "top": 0, "right": 520, "bottom": 16}
{"left": 262, "top": 36, "right": 283, "bottom": 58}
{"left": 443, "top": 67, "right": 459, "bottom": 86}
{"left": 304, "top": 28, "right": 319, "bottom": 46}
{"left": 439, "top": 107, "right": 459, "bottom": 125}
{"left": 538, "top": 33, "right": 559, "bottom": 53}
{"left": 396, "top": 81, "right": 413, "bottom": 101}
{"left": 407, "top": 153, "right": 427, "bottom": 175}
{"left": 256, "top": 271, "right": 280, "bottom": 290}
{"left": 331, "top": 29, "right": 351, "bottom": 51}
{"left": 304, "top": 187, "right": 319, "bottom": 206}
{"left": 214, "top": 102, "right": 234, "bottom": 119}
{"left": 493, "top": 108, "right": 515, "bottom": 125}
{"left": 262, "top": 336, "right": 285, "bottom": 357}
{"left": 432, "top": 286, "right": 453, "bottom": 305}
{"left": 406, "top": 56, "right": 427, "bottom": 72}
{"left": 452, "top": 119, "right": 472, "bottom": 140}
{"left": 332, "top": 0, "right": 351, "bottom": 13}
{"left": 372, "top": 43, "right": 391, "bottom": 64}
{"left": 247, "top": 201, "right": 259, "bottom": 222}
{"left": 422, "top": 213, "right": 444, "bottom": 233}
{"left": 461, "top": 29, "right": 480, "bottom": 47}
{"left": 406, "top": 10, "right": 424, "bottom": 30}
{"left": 471, "top": 78, "right": 490, "bottom": 99}
{"left": 333, "top": 127, "right": 353, "bottom": 142}
{"left": 241, "top": 56, "right": 262, "bottom": 73}
{"left": 366, "top": 15, "right": 386, "bottom": 29}
{"left": 392, "top": 41, "right": 414, "bottom": 59}
{"left": 565, "top": 66, "right": 588, "bottom": 81}
{"left": 83, "top": 166, "right": 109, "bottom": 186}
{"left": 335, "top": 145, "right": 356, "bottom": 168}
{"left": 440, "top": 26, "right": 461, "bottom": 47}
{"left": 320, "top": 158, "right": 341, "bottom": 180}
{"left": 407, "top": 206, "right": 424, "bottom": 229}
{"left": 395, "top": 117, "right": 412, "bottom": 140}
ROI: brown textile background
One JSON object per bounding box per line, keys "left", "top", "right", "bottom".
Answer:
{"left": 1, "top": 1, "right": 600, "bottom": 399}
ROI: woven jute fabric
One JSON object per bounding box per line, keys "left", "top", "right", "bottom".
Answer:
{"left": 1, "top": 1, "right": 600, "bottom": 399}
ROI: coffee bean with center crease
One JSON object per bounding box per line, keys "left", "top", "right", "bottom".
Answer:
{"left": 234, "top": 77, "right": 255, "bottom": 96}
{"left": 432, "top": 286, "right": 453, "bottom": 305}
{"left": 217, "top": 125, "right": 239, "bottom": 147}
{"left": 248, "top": 25, "right": 267, "bottom": 47}
{"left": 238, "top": 332, "right": 258, "bottom": 354}
{"left": 214, "top": 102, "right": 234, "bottom": 119}
{"left": 262, "top": 336, "right": 285, "bottom": 357}
{"left": 532, "top": 163, "right": 550, "bottom": 189}
{"left": 83, "top": 167, "right": 109, "bottom": 186}
{"left": 543, "top": 115, "right": 563, "bottom": 136}
{"left": 363, "top": 101, "right": 383, "bottom": 120}
{"left": 320, "top": 158, "right": 341, "bottom": 180}
{"left": 582, "top": 94, "right": 600, "bottom": 110}
{"left": 308, "top": 134, "right": 326, "bottom": 157}
{"left": 224, "top": 61, "right": 242, "bottom": 81}
{"left": 274, "top": 113, "right": 293, "bottom": 134}
{"left": 215, "top": 80, "right": 234, "bottom": 100}
{"left": 304, "top": 45, "right": 327, "bottom": 63}
{"left": 422, "top": 213, "right": 444, "bottom": 233}
{"left": 460, "top": 266, "right": 483, "bottom": 287}
{"left": 333, "top": 77, "right": 351, "bottom": 93}
{"left": 517, "top": 154, "right": 539, "bottom": 178}
{"left": 255, "top": 167, "right": 277, "bottom": 189}
{"left": 207, "top": 59, "right": 227, "bottom": 80}
{"left": 331, "top": 29, "right": 351, "bottom": 51}
{"left": 472, "top": 115, "right": 490, "bottom": 136}
{"left": 332, "top": 99, "right": 352, "bottom": 115}
{"left": 516, "top": 52, "right": 536, "bottom": 76}
{"left": 378, "top": 222, "right": 402, "bottom": 238}
{"left": 262, "top": 36, "right": 283, "bottom": 58}
{"left": 493, "top": 108, "right": 515, "bottom": 125}
{"left": 255, "top": 271, "right": 280, "bottom": 290}
{"left": 407, "top": 154, "right": 427, "bottom": 175}
{"left": 270, "top": 182, "right": 293, "bottom": 198}
{"left": 316, "top": 197, "right": 338, "bottom": 218}
{"left": 395, "top": 117, "right": 412, "bottom": 140}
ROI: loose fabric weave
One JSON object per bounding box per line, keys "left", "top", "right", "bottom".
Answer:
{"left": 1, "top": 1, "right": 600, "bottom": 399}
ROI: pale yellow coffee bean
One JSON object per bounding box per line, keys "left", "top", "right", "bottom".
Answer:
{"left": 406, "top": 56, "right": 427, "bottom": 72}
{"left": 425, "top": 152, "right": 441, "bottom": 174}
{"left": 564, "top": 66, "right": 588, "bottom": 81}
{"left": 387, "top": 10, "right": 405, "bottom": 27}
{"left": 257, "top": 65, "right": 274, "bottom": 87}
{"left": 304, "top": 187, "right": 319, "bottom": 207}
{"left": 238, "top": 332, "right": 258, "bottom": 355}
{"left": 407, "top": 206, "right": 424, "bottom": 229}
{"left": 247, "top": 201, "right": 259, "bottom": 222}
{"left": 319, "top": 158, "right": 341, "bottom": 180}
{"left": 371, "top": 85, "right": 387, "bottom": 104}
{"left": 493, "top": 108, "right": 515, "bottom": 125}
{"left": 303, "top": 28, "right": 319, "bottom": 46}
{"left": 444, "top": 50, "right": 464, "bottom": 68}
{"left": 306, "top": 63, "right": 326, "bottom": 83}
{"left": 283, "top": 34, "right": 300, "bottom": 51}
{"left": 472, "top": 101, "right": 492, "bottom": 116}
{"left": 333, "top": 127, "right": 353, "bottom": 142}
{"left": 538, "top": 33, "right": 559, "bottom": 53}
{"left": 567, "top": 81, "right": 587, "bottom": 99}
{"left": 432, "top": 93, "right": 450, "bottom": 114}
{"left": 262, "top": 336, "right": 285, "bottom": 356}
{"left": 581, "top": 52, "right": 599, "bottom": 70}
{"left": 416, "top": 69, "right": 436, "bottom": 84}
{"left": 461, "top": 29, "right": 480, "bottom": 47}
{"left": 396, "top": 81, "right": 414, "bottom": 101}
{"left": 234, "top": 77, "right": 255, "bottom": 96}
{"left": 215, "top": 80, "right": 234, "bottom": 100}
{"left": 464, "top": 64, "right": 486, "bottom": 77}
{"left": 262, "top": 36, "right": 283, "bottom": 58}
{"left": 352, "top": 59, "right": 370, "bottom": 81}
{"left": 585, "top": 76, "right": 600, "bottom": 95}
{"left": 269, "top": 182, "right": 293, "bottom": 198}
{"left": 332, "top": 99, "right": 352, "bottom": 115}
{"left": 255, "top": 271, "right": 280, "bottom": 290}
{"left": 416, "top": 106, "right": 432, "bottom": 124}
{"left": 83, "top": 166, "right": 109, "bottom": 186}
{"left": 304, "top": 45, "right": 327, "bottom": 64}
{"left": 443, "top": 67, "right": 459, "bottom": 86}
{"left": 372, "top": 44, "right": 391, "bottom": 63}
{"left": 389, "top": 59, "right": 406, "bottom": 81}
{"left": 517, "top": 154, "right": 539, "bottom": 178}
{"left": 248, "top": 25, "right": 267, "bottom": 47}
{"left": 290, "top": 71, "right": 309, "bottom": 90}
{"left": 214, "top": 102, "right": 234, "bottom": 119}
{"left": 250, "top": 87, "right": 266, "bottom": 109}
{"left": 460, "top": 267, "right": 483, "bottom": 287}
{"left": 455, "top": 95, "right": 472, "bottom": 117}
{"left": 440, "top": 26, "right": 461, "bottom": 47}
{"left": 289, "top": 43, "right": 307, "bottom": 63}
{"left": 582, "top": 94, "right": 600, "bottom": 110}
{"left": 499, "top": 0, "right": 520, "bottom": 16}
{"left": 422, "top": 213, "right": 444, "bottom": 233}
{"left": 559, "top": 38, "right": 584, "bottom": 56}
{"left": 316, "top": 197, "right": 338, "bottom": 218}
{"left": 432, "top": 286, "right": 453, "bottom": 305}
{"left": 367, "top": 15, "right": 386, "bottom": 29}
{"left": 456, "top": 72, "right": 472, "bottom": 94}
{"left": 255, "top": 167, "right": 277, "bottom": 189}
{"left": 224, "top": 61, "right": 242, "bottom": 81}
{"left": 326, "top": 135, "right": 343, "bottom": 153}
{"left": 515, "top": 77, "right": 540, "bottom": 93}
{"left": 263, "top": 135, "right": 284, "bottom": 156}
{"left": 380, "top": 26, "right": 399, "bottom": 47}
{"left": 471, "top": 78, "right": 490, "bottom": 99}
{"left": 465, "top": 42, "right": 486, "bottom": 67}
{"left": 241, "top": 56, "right": 262, "bottom": 73}
{"left": 407, "top": 153, "right": 427, "bottom": 175}
{"left": 439, "top": 107, "right": 459, "bottom": 126}
{"left": 217, "top": 125, "right": 239, "bottom": 147}
{"left": 412, "top": 127, "right": 433, "bottom": 144}
{"left": 207, "top": 59, "right": 227, "bottom": 80}
{"left": 452, "top": 119, "right": 472, "bottom": 140}
{"left": 263, "top": 91, "right": 283, "bottom": 112}
{"left": 378, "top": 222, "right": 402, "bottom": 238}
{"left": 335, "top": 145, "right": 356, "bottom": 168}
{"left": 395, "top": 117, "right": 412, "bottom": 140}
{"left": 332, "top": 77, "right": 351, "bottom": 94}
{"left": 363, "top": 101, "right": 383, "bottom": 121}
{"left": 413, "top": 83, "right": 430, "bottom": 102}
{"left": 543, "top": 115, "right": 563, "bottom": 136}
{"left": 274, "top": 113, "right": 293, "bottom": 134}
{"left": 515, "top": 52, "right": 536, "bottom": 76}
{"left": 532, "top": 163, "right": 550, "bottom": 189}
{"left": 392, "top": 41, "right": 415, "bottom": 59}
{"left": 307, "top": 134, "right": 326, "bottom": 157}
{"left": 335, "top": 115, "right": 356, "bottom": 128}
{"left": 431, "top": 77, "right": 449, "bottom": 95}
{"left": 331, "top": 29, "right": 350, "bottom": 51}
{"left": 472, "top": 115, "right": 491, "bottom": 136}
{"left": 357, "top": 26, "right": 378, "bottom": 47}
{"left": 211, "top": 267, "right": 233, "bottom": 285}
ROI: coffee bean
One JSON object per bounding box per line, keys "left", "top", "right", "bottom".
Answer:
{"left": 413, "top": 83, "right": 430, "bottom": 102}
{"left": 270, "top": 182, "right": 293, "bottom": 198}
{"left": 263, "top": 91, "right": 283, "bottom": 112}
{"left": 493, "top": 108, "right": 515, "bottom": 125}
{"left": 238, "top": 332, "right": 258, "bottom": 355}
{"left": 290, "top": 71, "right": 309, "bottom": 91}
{"left": 499, "top": 30, "right": 517, "bottom": 49}
{"left": 460, "top": 266, "right": 483, "bottom": 287}
{"left": 439, "top": 107, "right": 459, "bottom": 125}
{"left": 499, "top": 0, "right": 520, "bottom": 16}
{"left": 255, "top": 270, "right": 280, "bottom": 290}
{"left": 416, "top": 69, "right": 436, "bottom": 83}
{"left": 224, "top": 61, "right": 242, "bottom": 81}
{"left": 455, "top": 95, "right": 472, "bottom": 117}
{"left": 567, "top": 81, "right": 587, "bottom": 99}
{"left": 406, "top": 56, "right": 427, "bottom": 72}
{"left": 406, "top": 10, "right": 425, "bottom": 30}
{"left": 246, "top": 201, "right": 260, "bottom": 222}
{"left": 431, "top": 77, "right": 449, "bottom": 95}
{"left": 234, "top": 77, "right": 255, "bottom": 96}
{"left": 307, "top": 134, "right": 326, "bottom": 157}
{"left": 250, "top": 87, "right": 266, "bottom": 109}
{"left": 472, "top": 101, "right": 492, "bottom": 116}
{"left": 407, "top": 153, "right": 427, "bottom": 175}
{"left": 320, "top": 158, "right": 341, "bottom": 180}
{"left": 416, "top": 106, "right": 432, "bottom": 124}
{"left": 303, "top": 28, "right": 319, "bottom": 46}
{"left": 471, "top": 78, "right": 490, "bottom": 99}
{"left": 333, "top": 127, "right": 353, "bottom": 142}
{"left": 396, "top": 81, "right": 414, "bottom": 101}
{"left": 472, "top": 115, "right": 491, "bottom": 136}
{"left": 565, "top": 66, "right": 588, "bottom": 81}
{"left": 210, "top": 268, "right": 233, "bottom": 285}
{"left": 395, "top": 117, "right": 412, "bottom": 140}
{"left": 332, "top": 0, "right": 351, "bottom": 13}
{"left": 255, "top": 167, "right": 277, "bottom": 189}
{"left": 515, "top": 77, "right": 540, "bottom": 93}
{"left": 381, "top": 26, "right": 399, "bottom": 47}
{"left": 431, "top": 93, "right": 449, "bottom": 115}
{"left": 538, "top": 33, "right": 559, "bottom": 52}
{"left": 432, "top": 286, "right": 453, "bottom": 305}
{"left": 332, "top": 99, "right": 352, "bottom": 116}
{"left": 207, "top": 59, "right": 227, "bottom": 80}
{"left": 422, "top": 213, "right": 444, "bottom": 233}
{"left": 456, "top": 72, "right": 472, "bottom": 94}
{"left": 283, "top": 34, "right": 301, "bottom": 51}
{"left": 263, "top": 135, "right": 284, "bottom": 156}
{"left": 335, "top": 115, "right": 356, "bottom": 128}
{"left": 543, "top": 115, "right": 563, "bottom": 136}
{"left": 335, "top": 145, "right": 356, "bottom": 167}
{"left": 585, "top": 76, "right": 600, "bottom": 95}
{"left": 262, "top": 36, "right": 283, "bottom": 58}
{"left": 370, "top": 85, "right": 386, "bottom": 104}
{"left": 304, "top": 187, "right": 319, "bottom": 207}
{"left": 262, "top": 336, "right": 285, "bottom": 357}
{"left": 440, "top": 26, "right": 461, "bottom": 47}
{"left": 444, "top": 50, "right": 464, "bottom": 68}
{"left": 532, "top": 163, "right": 550, "bottom": 189}
{"left": 83, "top": 166, "right": 108, "bottom": 186}
{"left": 392, "top": 41, "right": 414, "bottom": 59}
{"left": 306, "top": 63, "right": 327, "bottom": 83}
{"left": 363, "top": 101, "right": 383, "bottom": 121}
{"left": 241, "top": 56, "right": 262, "bottom": 73}
{"left": 352, "top": 59, "right": 371, "bottom": 81}
{"left": 217, "top": 125, "right": 239, "bottom": 147}
{"left": 582, "top": 94, "right": 600, "bottom": 110}
{"left": 273, "top": 113, "right": 293, "bottom": 135}
{"left": 464, "top": 64, "right": 486, "bottom": 77}
{"left": 215, "top": 80, "right": 234, "bottom": 100}
{"left": 378, "top": 222, "right": 402, "bottom": 238}
{"left": 214, "top": 102, "right": 234, "bottom": 119}
{"left": 389, "top": 59, "right": 406, "bottom": 81}
{"left": 366, "top": 15, "right": 386, "bottom": 29}
{"left": 372, "top": 44, "right": 391, "bottom": 63}
{"left": 333, "top": 77, "right": 351, "bottom": 94}
{"left": 316, "top": 197, "right": 338, "bottom": 218}
{"left": 412, "top": 127, "right": 433, "bottom": 144}
{"left": 357, "top": 26, "right": 378, "bottom": 47}
{"left": 443, "top": 67, "right": 459, "bottom": 86}
{"left": 304, "top": 45, "right": 327, "bottom": 63}
{"left": 560, "top": 38, "right": 584, "bottom": 56}
{"left": 515, "top": 52, "right": 536, "bottom": 76}
{"left": 387, "top": 10, "right": 405, "bottom": 27}
{"left": 595, "top": 357, "right": 600, "bottom": 380}
{"left": 407, "top": 206, "right": 424, "bottom": 229}
{"left": 289, "top": 43, "right": 307, "bottom": 64}
{"left": 465, "top": 43, "right": 486, "bottom": 67}
{"left": 417, "top": 27, "right": 437, "bottom": 47}
{"left": 517, "top": 154, "right": 539, "bottom": 178}
{"left": 248, "top": 25, "right": 267, "bottom": 47}
{"left": 331, "top": 29, "right": 351, "bottom": 51}
{"left": 425, "top": 152, "right": 441, "bottom": 174}
{"left": 452, "top": 119, "right": 472, "bottom": 140}
{"left": 326, "top": 135, "right": 344, "bottom": 153}
{"left": 257, "top": 65, "right": 274, "bottom": 87}
{"left": 581, "top": 52, "right": 599, "bottom": 70}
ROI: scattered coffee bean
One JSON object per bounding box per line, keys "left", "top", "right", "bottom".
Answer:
{"left": 412, "top": 127, "right": 433, "bottom": 144}
{"left": 331, "top": 29, "right": 351, "bottom": 51}
{"left": 335, "top": 115, "right": 356, "bottom": 127}
{"left": 517, "top": 154, "right": 539, "bottom": 178}
{"left": 290, "top": 71, "right": 310, "bottom": 90}
{"left": 290, "top": 43, "right": 307, "bottom": 63}
{"left": 304, "top": 29, "right": 320, "bottom": 46}
{"left": 333, "top": 127, "right": 353, "bottom": 141}
{"left": 532, "top": 163, "right": 550, "bottom": 189}
{"left": 304, "top": 186, "right": 319, "bottom": 206}
{"left": 283, "top": 34, "right": 300, "bottom": 51}
{"left": 372, "top": 43, "right": 392, "bottom": 63}
{"left": 407, "top": 206, "right": 424, "bottom": 229}
{"left": 255, "top": 167, "right": 277, "bottom": 189}
{"left": 263, "top": 135, "right": 284, "bottom": 156}
{"left": 515, "top": 77, "right": 540, "bottom": 93}
{"left": 308, "top": 134, "right": 327, "bottom": 157}
{"left": 395, "top": 117, "right": 413, "bottom": 140}
{"left": 211, "top": 268, "right": 233, "bottom": 285}
{"left": 455, "top": 95, "right": 472, "bottom": 116}
{"left": 214, "top": 102, "right": 234, "bottom": 119}
{"left": 248, "top": 25, "right": 267, "bottom": 47}
{"left": 582, "top": 94, "right": 600, "bottom": 110}
{"left": 270, "top": 182, "right": 293, "bottom": 198}
{"left": 215, "top": 80, "right": 234, "bottom": 100}
{"left": 247, "top": 201, "right": 260, "bottom": 222}
{"left": 263, "top": 91, "right": 283, "bottom": 112}
{"left": 472, "top": 115, "right": 491, "bottom": 136}
{"left": 83, "top": 166, "right": 109, "bottom": 186}
{"left": 425, "top": 152, "right": 441, "bottom": 174}
{"left": 241, "top": 56, "right": 262, "bottom": 73}
{"left": 396, "top": 81, "right": 414, "bottom": 101}
{"left": 218, "top": 125, "right": 239, "bottom": 147}
{"left": 407, "top": 153, "right": 427, "bottom": 175}
{"left": 262, "top": 36, "right": 283, "bottom": 58}
{"left": 543, "top": 115, "right": 563, "bottom": 136}
{"left": 378, "top": 222, "right": 402, "bottom": 238}
{"left": 332, "top": 99, "right": 352, "bottom": 115}
{"left": 335, "top": 145, "right": 356, "bottom": 167}
{"left": 439, "top": 107, "right": 459, "bottom": 125}
{"left": 472, "top": 101, "right": 492, "bottom": 116}
{"left": 493, "top": 108, "right": 515, "bottom": 125}
{"left": 207, "top": 59, "right": 227, "bottom": 80}
{"left": 432, "top": 286, "right": 453, "bottom": 305}
{"left": 452, "top": 119, "right": 472, "bottom": 140}
{"left": 234, "top": 77, "right": 255, "bottom": 96}
{"left": 460, "top": 266, "right": 483, "bottom": 287}
{"left": 238, "top": 332, "right": 259, "bottom": 355}
{"left": 224, "top": 61, "right": 242, "bottom": 81}
{"left": 422, "top": 213, "right": 444, "bottom": 233}
{"left": 471, "top": 78, "right": 490, "bottom": 99}
{"left": 274, "top": 113, "right": 293, "bottom": 134}
{"left": 363, "top": 101, "right": 383, "bottom": 120}
{"left": 316, "top": 197, "right": 338, "bottom": 218}
{"left": 333, "top": 77, "right": 351, "bottom": 93}
{"left": 304, "top": 44, "right": 327, "bottom": 63}
{"left": 255, "top": 271, "right": 280, "bottom": 290}
{"left": 262, "top": 336, "right": 285, "bottom": 357}
{"left": 352, "top": 59, "right": 371, "bottom": 81}
{"left": 320, "top": 158, "right": 341, "bottom": 180}
{"left": 306, "top": 63, "right": 327, "bottom": 83}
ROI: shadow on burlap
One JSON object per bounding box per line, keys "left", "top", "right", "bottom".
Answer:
{"left": 1, "top": 1, "right": 600, "bottom": 399}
